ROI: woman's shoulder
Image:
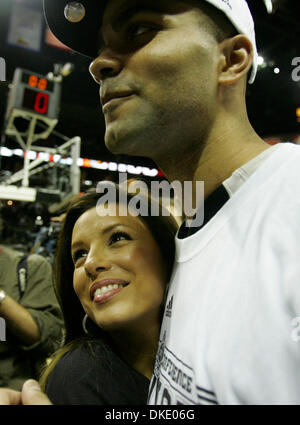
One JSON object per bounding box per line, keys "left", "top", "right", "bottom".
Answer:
{"left": 46, "top": 339, "right": 150, "bottom": 405}
{"left": 59, "top": 339, "right": 112, "bottom": 364}
{"left": 47, "top": 339, "right": 116, "bottom": 382}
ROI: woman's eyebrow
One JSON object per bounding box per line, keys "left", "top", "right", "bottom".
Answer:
{"left": 102, "top": 223, "right": 137, "bottom": 235}
{"left": 72, "top": 223, "right": 137, "bottom": 250}
{"left": 71, "top": 240, "right": 84, "bottom": 251}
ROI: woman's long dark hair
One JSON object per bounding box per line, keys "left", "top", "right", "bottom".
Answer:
{"left": 40, "top": 182, "right": 178, "bottom": 389}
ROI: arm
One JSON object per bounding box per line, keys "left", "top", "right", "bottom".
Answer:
{"left": 17, "top": 254, "right": 64, "bottom": 354}
{"left": 0, "top": 294, "right": 40, "bottom": 346}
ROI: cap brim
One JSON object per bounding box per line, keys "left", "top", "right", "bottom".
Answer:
{"left": 43, "top": 0, "right": 105, "bottom": 58}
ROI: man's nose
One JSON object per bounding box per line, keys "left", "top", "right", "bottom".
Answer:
{"left": 89, "top": 50, "right": 123, "bottom": 83}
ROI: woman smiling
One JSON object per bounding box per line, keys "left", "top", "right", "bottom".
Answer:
{"left": 39, "top": 182, "right": 178, "bottom": 404}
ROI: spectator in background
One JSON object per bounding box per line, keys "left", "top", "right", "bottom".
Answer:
{"left": 0, "top": 244, "right": 64, "bottom": 390}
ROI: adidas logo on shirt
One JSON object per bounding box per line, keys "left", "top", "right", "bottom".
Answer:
{"left": 165, "top": 296, "right": 173, "bottom": 318}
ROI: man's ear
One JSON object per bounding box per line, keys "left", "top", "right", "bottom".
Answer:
{"left": 218, "top": 35, "right": 253, "bottom": 85}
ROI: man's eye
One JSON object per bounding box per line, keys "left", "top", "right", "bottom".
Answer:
{"left": 109, "top": 231, "right": 132, "bottom": 245}
{"left": 127, "top": 23, "right": 155, "bottom": 38}
{"left": 72, "top": 249, "right": 87, "bottom": 264}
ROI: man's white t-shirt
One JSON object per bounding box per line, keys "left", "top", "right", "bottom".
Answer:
{"left": 148, "top": 143, "right": 300, "bottom": 405}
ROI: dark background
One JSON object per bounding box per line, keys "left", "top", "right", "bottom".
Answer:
{"left": 0, "top": 0, "right": 299, "bottom": 183}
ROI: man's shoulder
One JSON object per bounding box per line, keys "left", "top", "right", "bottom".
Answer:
{"left": 280, "top": 142, "right": 300, "bottom": 167}
{"left": 0, "top": 247, "right": 49, "bottom": 267}
{"left": 26, "top": 253, "right": 52, "bottom": 270}
{"left": 269, "top": 144, "right": 300, "bottom": 193}
{"left": 0, "top": 245, "right": 24, "bottom": 265}
{"left": 253, "top": 143, "right": 300, "bottom": 198}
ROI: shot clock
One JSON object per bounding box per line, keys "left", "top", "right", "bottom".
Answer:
{"left": 7, "top": 68, "right": 61, "bottom": 119}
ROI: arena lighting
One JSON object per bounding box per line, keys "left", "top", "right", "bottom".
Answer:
{"left": 47, "top": 63, "right": 75, "bottom": 83}
{"left": 0, "top": 147, "right": 160, "bottom": 178}
{"left": 0, "top": 185, "right": 36, "bottom": 202}
{"left": 263, "top": 0, "right": 273, "bottom": 14}
{"left": 257, "top": 56, "right": 265, "bottom": 66}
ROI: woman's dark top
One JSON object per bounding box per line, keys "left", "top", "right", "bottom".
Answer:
{"left": 46, "top": 339, "right": 150, "bottom": 405}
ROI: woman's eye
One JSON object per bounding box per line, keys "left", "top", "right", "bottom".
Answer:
{"left": 72, "top": 250, "right": 87, "bottom": 264}
{"left": 109, "top": 231, "right": 131, "bottom": 245}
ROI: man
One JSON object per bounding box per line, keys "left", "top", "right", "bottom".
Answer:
{"left": 1, "top": 0, "right": 300, "bottom": 404}
{"left": 0, "top": 244, "right": 64, "bottom": 390}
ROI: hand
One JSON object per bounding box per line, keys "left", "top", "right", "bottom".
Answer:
{"left": 21, "top": 380, "right": 53, "bottom": 405}
{"left": 0, "top": 388, "right": 22, "bottom": 405}
{"left": 0, "top": 380, "right": 53, "bottom": 405}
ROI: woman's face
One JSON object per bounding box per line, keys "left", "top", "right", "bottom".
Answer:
{"left": 71, "top": 205, "right": 167, "bottom": 333}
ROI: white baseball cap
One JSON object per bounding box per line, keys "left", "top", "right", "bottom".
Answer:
{"left": 44, "top": 0, "right": 258, "bottom": 83}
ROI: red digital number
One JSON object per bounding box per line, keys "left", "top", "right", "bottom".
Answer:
{"left": 34, "top": 92, "right": 49, "bottom": 114}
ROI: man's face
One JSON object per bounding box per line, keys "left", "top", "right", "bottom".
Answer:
{"left": 89, "top": 0, "right": 221, "bottom": 161}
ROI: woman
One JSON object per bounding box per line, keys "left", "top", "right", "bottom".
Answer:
{"left": 39, "top": 181, "right": 178, "bottom": 404}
